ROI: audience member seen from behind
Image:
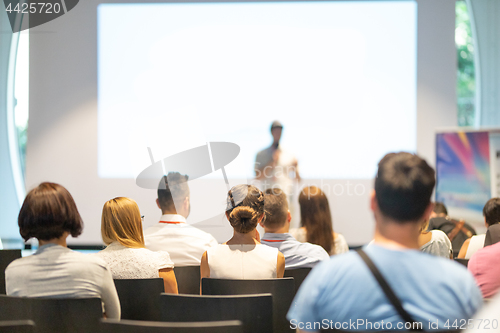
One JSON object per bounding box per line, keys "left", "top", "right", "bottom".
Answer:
{"left": 96, "top": 197, "right": 178, "bottom": 294}
{"left": 428, "top": 201, "right": 475, "bottom": 257}
{"left": 144, "top": 173, "right": 218, "bottom": 266}
{"left": 468, "top": 221, "right": 500, "bottom": 298}
{"left": 468, "top": 239, "right": 500, "bottom": 299}
{"left": 418, "top": 217, "right": 452, "bottom": 258}
{"left": 260, "top": 188, "right": 329, "bottom": 269}
{"left": 201, "top": 184, "right": 285, "bottom": 279}
{"left": 288, "top": 153, "right": 482, "bottom": 333}
{"left": 290, "top": 186, "right": 348, "bottom": 255}
{"left": 459, "top": 198, "right": 500, "bottom": 259}
{"left": 5, "top": 182, "right": 120, "bottom": 319}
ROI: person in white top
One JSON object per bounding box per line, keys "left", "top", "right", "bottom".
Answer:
{"left": 5, "top": 182, "right": 120, "bottom": 319}
{"left": 458, "top": 198, "right": 500, "bottom": 259}
{"left": 201, "top": 184, "right": 285, "bottom": 279}
{"left": 96, "top": 197, "right": 177, "bottom": 293}
{"left": 289, "top": 186, "right": 349, "bottom": 255}
{"left": 418, "top": 218, "right": 452, "bottom": 258}
{"left": 254, "top": 121, "right": 300, "bottom": 197}
{"left": 144, "top": 173, "right": 218, "bottom": 266}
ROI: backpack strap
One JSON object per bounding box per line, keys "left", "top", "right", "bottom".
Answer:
{"left": 356, "top": 248, "right": 423, "bottom": 331}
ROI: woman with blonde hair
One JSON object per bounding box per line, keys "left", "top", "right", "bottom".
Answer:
{"left": 96, "top": 197, "right": 178, "bottom": 293}
{"left": 200, "top": 184, "right": 285, "bottom": 279}
{"left": 290, "top": 186, "right": 348, "bottom": 255}
{"left": 418, "top": 218, "right": 452, "bottom": 258}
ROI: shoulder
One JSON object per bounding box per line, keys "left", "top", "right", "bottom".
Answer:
{"left": 334, "top": 233, "right": 347, "bottom": 244}
{"left": 184, "top": 225, "right": 218, "bottom": 243}
{"left": 470, "top": 241, "right": 500, "bottom": 262}
{"left": 415, "top": 250, "right": 476, "bottom": 286}
{"left": 66, "top": 250, "right": 110, "bottom": 269}
{"left": 258, "top": 244, "right": 279, "bottom": 255}
{"left": 431, "top": 229, "right": 449, "bottom": 239}
{"left": 296, "top": 240, "right": 330, "bottom": 257}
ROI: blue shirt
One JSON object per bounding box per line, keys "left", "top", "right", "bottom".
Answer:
{"left": 261, "top": 233, "right": 329, "bottom": 269}
{"left": 287, "top": 244, "right": 483, "bottom": 331}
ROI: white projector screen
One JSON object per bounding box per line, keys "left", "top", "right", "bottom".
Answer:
{"left": 98, "top": 2, "right": 416, "bottom": 180}
{"left": 26, "top": 0, "right": 458, "bottom": 245}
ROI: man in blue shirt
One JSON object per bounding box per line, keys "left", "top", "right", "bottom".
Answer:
{"left": 261, "top": 188, "right": 329, "bottom": 269}
{"left": 287, "top": 152, "right": 482, "bottom": 332}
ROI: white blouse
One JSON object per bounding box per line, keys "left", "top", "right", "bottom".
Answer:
{"left": 289, "top": 227, "right": 349, "bottom": 255}
{"left": 420, "top": 230, "right": 452, "bottom": 259}
{"left": 207, "top": 244, "right": 278, "bottom": 279}
{"left": 95, "top": 242, "right": 174, "bottom": 279}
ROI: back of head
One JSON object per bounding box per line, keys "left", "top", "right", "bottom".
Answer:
{"left": 298, "top": 186, "right": 333, "bottom": 253}
{"left": 157, "top": 172, "right": 190, "bottom": 214}
{"left": 375, "top": 152, "right": 435, "bottom": 223}
{"left": 101, "top": 197, "right": 144, "bottom": 248}
{"left": 226, "top": 184, "right": 265, "bottom": 233}
{"left": 263, "top": 188, "right": 289, "bottom": 230}
{"left": 483, "top": 198, "right": 500, "bottom": 226}
{"left": 433, "top": 202, "right": 448, "bottom": 216}
{"left": 18, "top": 182, "right": 83, "bottom": 242}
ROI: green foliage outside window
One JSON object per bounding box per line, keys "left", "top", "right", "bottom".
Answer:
{"left": 456, "top": 1, "right": 476, "bottom": 126}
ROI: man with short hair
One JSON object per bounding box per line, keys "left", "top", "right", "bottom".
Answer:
{"left": 288, "top": 152, "right": 482, "bottom": 332}
{"left": 254, "top": 121, "right": 300, "bottom": 195}
{"left": 260, "top": 188, "right": 329, "bottom": 269}
{"left": 144, "top": 172, "right": 218, "bottom": 266}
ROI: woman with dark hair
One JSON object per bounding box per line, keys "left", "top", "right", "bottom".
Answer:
{"left": 290, "top": 186, "right": 348, "bottom": 255}
{"left": 458, "top": 198, "right": 500, "bottom": 259}
{"left": 200, "top": 184, "right": 285, "bottom": 279}
{"left": 5, "top": 182, "right": 120, "bottom": 319}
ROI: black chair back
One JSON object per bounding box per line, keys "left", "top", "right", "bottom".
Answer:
{"left": 0, "top": 320, "right": 35, "bottom": 333}
{"left": 113, "top": 278, "right": 164, "bottom": 321}
{"left": 202, "top": 277, "right": 294, "bottom": 333}
{"left": 0, "top": 295, "right": 102, "bottom": 333}
{"left": 0, "top": 249, "right": 22, "bottom": 294}
{"left": 172, "top": 266, "right": 200, "bottom": 294}
{"left": 160, "top": 293, "right": 273, "bottom": 333}
{"left": 284, "top": 268, "right": 311, "bottom": 294}
{"left": 454, "top": 258, "right": 469, "bottom": 267}
{"left": 100, "top": 319, "right": 243, "bottom": 333}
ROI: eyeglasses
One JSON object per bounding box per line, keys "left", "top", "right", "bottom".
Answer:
{"left": 141, "top": 215, "right": 145, "bottom": 223}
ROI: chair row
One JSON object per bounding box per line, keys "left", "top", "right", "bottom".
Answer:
{"left": 173, "top": 265, "right": 311, "bottom": 295}
{"left": 0, "top": 319, "right": 244, "bottom": 333}
{"left": 0, "top": 287, "right": 282, "bottom": 333}
{"left": 112, "top": 277, "right": 298, "bottom": 333}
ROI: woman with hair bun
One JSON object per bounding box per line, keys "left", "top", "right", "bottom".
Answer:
{"left": 200, "top": 184, "right": 285, "bottom": 279}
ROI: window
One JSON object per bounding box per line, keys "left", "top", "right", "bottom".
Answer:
{"left": 456, "top": 1, "right": 475, "bottom": 126}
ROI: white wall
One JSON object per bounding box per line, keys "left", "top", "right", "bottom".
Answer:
{"left": 25, "top": 0, "right": 457, "bottom": 246}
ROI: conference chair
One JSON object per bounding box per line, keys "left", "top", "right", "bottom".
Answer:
{"left": 0, "top": 320, "right": 35, "bottom": 333}
{"left": 0, "top": 249, "right": 22, "bottom": 294}
{"left": 284, "top": 268, "right": 312, "bottom": 294}
{"left": 454, "top": 258, "right": 469, "bottom": 267}
{"left": 202, "top": 277, "right": 295, "bottom": 333}
{"left": 160, "top": 293, "right": 273, "bottom": 333}
{"left": 100, "top": 319, "right": 244, "bottom": 333}
{"left": 0, "top": 295, "right": 102, "bottom": 333}
{"left": 113, "top": 278, "right": 164, "bottom": 321}
{"left": 172, "top": 266, "right": 200, "bottom": 294}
